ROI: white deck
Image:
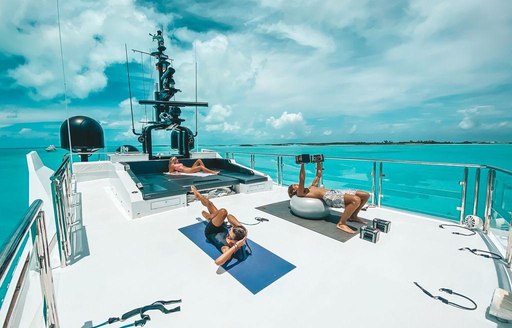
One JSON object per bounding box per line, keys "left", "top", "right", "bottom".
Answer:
{"left": 52, "top": 178, "right": 510, "bottom": 328}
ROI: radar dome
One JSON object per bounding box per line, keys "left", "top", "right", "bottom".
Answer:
{"left": 60, "top": 116, "right": 104, "bottom": 161}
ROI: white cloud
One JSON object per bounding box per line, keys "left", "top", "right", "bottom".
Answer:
{"left": 323, "top": 130, "right": 332, "bottom": 136}
{"left": 266, "top": 111, "right": 304, "bottom": 129}
{"left": 19, "top": 128, "right": 32, "bottom": 135}
{"left": 15, "top": 127, "right": 50, "bottom": 139}
{"left": 1, "top": 0, "right": 511, "bottom": 144}
{"left": 348, "top": 124, "right": 357, "bottom": 134}
{"left": 266, "top": 111, "right": 311, "bottom": 139}
{"left": 205, "top": 122, "right": 240, "bottom": 132}
{"left": 1, "top": 0, "right": 172, "bottom": 100}
{"left": 458, "top": 117, "right": 475, "bottom": 130}
{"left": 258, "top": 22, "right": 335, "bottom": 52}
{"left": 204, "top": 104, "right": 233, "bottom": 123}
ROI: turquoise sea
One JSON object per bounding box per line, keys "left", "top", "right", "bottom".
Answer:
{"left": 1, "top": 144, "right": 511, "bottom": 251}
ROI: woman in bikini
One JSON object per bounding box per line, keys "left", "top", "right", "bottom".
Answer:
{"left": 168, "top": 157, "right": 219, "bottom": 175}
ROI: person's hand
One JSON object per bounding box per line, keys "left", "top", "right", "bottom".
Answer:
{"left": 235, "top": 236, "right": 247, "bottom": 248}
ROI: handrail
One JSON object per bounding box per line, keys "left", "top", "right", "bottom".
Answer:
{"left": 51, "top": 154, "right": 76, "bottom": 267}
{"left": 0, "top": 199, "right": 43, "bottom": 280}
{"left": 486, "top": 165, "right": 512, "bottom": 175}
{"left": 225, "top": 151, "right": 487, "bottom": 168}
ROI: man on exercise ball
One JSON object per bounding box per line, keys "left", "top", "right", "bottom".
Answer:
{"left": 288, "top": 158, "right": 370, "bottom": 234}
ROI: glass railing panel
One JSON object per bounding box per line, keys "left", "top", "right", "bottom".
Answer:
{"left": 0, "top": 200, "right": 48, "bottom": 326}
{"left": 379, "top": 162, "right": 463, "bottom": 220}
{"left": 489, "top": 170, "right": 512, "bottom": 248}
{"left": 321, "top": 159, "right": 374, "bottom": 194}
{"left": 9, "top": 243, "right": 45, "bottom": 327}
{"left": 230, "top": 153, "right": 252, "bottom": 169}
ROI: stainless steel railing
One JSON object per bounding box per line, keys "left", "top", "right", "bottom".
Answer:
{"left": 51, "top": 154, "right": 79, "bottom": 267}
{"left": 0, "top": 200, "right": 60, "bottom": 327}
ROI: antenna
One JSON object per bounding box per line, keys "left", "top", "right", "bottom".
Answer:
{"left": 194, "top": 44, "right": 199, "bottom": 152}
{"left": 125, "top": 44, "right": 138, "bottom": 136}
{"left": 56, "top": 0, "right": 73, "bottom": 169}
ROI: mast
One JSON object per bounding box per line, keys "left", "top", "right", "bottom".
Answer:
{"left": 137, "top": 30, "right": 208, "bottom": 159}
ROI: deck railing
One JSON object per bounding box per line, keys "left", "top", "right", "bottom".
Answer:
{"left": 224, "top": 151, "right": 512, "bottom": 256}
{"left": 0, "top": 200, "right": 59, "bottom": 327}
{"left": 50, "top": 154, "right": 80, "bottom": 267}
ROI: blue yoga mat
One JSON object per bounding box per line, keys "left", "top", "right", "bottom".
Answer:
{"left": 179, "top": 221, "right": 296, "bottom": 294}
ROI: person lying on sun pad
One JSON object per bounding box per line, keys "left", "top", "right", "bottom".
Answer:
{"left": 190, "top": 185, "right": 249, "bottom": 266}
{"left": 288, "top": 161, "right": 370, "bottom": 234}
{"left": 168, "top": 157, "right": 219, "bottom": 175}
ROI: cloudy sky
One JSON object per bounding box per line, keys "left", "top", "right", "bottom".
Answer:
{"left": 1, "top": 0, "right": 511, "bottom": 148}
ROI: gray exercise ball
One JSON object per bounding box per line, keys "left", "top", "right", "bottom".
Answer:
{"left": 290, "top": 195, "right": 330, "bottom": 219}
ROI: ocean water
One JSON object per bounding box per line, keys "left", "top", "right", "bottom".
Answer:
{"left": 1, "top": 144, "right": 511, "bottom": 251}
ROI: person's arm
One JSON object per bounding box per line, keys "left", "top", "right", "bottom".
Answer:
{"left": 297, "top": 164, "right": 306, "bottom": 196}
{"left": 168, "top": 161, "right": 174, "bottom": 173}
{"left": 310, "top": 161, "right": 323, "bottom": 187}
{"left": 214, "top": 237, "right": 246, "bottom": 266}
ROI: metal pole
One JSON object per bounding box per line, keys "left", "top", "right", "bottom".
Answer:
{"left": 280, "top": 156, "right": 284, "bottom": 185}
{"left": 483, "top": 169, "right": 495, "bottom": 234}
{"left": 507, "top": 218, "right": 512, "bottom": 268}
{"left": 250, "top": 154, "right": 255, "bottom": 170}
{"left": 371, "top": 162, "right": 376, "bottom": 205}
{"left": 458, "top": 167, "right": 468, "bottom": 224}
{"left": 36, "top": 210, "right": 60, "bottom": 327}
{"left": 472, "top": 168, "right": 480, "bottom": 215}
{"left": 378, "top": 162, "right": 384, "bottom": 207}
{"left": 276, "top": 156, "right": 281, "bottom": 185}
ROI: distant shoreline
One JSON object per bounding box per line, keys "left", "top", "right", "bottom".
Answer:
{"left": 208, "top": 141, "right": 511, "bottom": 147}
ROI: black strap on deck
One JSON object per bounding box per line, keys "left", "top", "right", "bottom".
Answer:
{"left": 459, "top": 247, "right": 503, "bottom": 260}
{"left": 413, "top": 282, "right": 477, "bottom": 311}
{"left": 439, "top": 224, "right": 476, "bottom": 236}
{"left": 238, "top": 217, "right": 270, "bottom": 226}
{"left": 92, "top": 299, "right": 181, "bottom": 328}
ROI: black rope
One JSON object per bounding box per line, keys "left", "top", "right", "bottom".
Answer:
{"left": 439, "top": 224, "right": 476, "bottom": 236}
{"left": 92, "top": 299, "right": 181, "bottom": 328}
{"left": 238, "top": 217, "right": 269, "bottom": 226}
{"left": 459, "top": 247, "right": 503, "bottom": 260}
{"left": 414, "top": 282, "right": 477, "bottom": 310}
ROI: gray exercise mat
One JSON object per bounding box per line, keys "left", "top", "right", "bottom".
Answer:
{"left": 256, "top": 200, "right": 368, "bottom": 243}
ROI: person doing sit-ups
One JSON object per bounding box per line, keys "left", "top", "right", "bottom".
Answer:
{"left": 168, "top": 157, "right": 219, "bottom": 175}
{"left": 190, "top": 185, "right": 248, "bottom": 266}
{"left": 288, "top": 161, "right": 370, "bottom": 234}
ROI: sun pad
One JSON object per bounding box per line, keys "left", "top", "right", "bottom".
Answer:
{"left": 179, "top": 222, "right": 296, "bottom": 294}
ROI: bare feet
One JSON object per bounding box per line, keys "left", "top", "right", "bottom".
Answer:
{"left": 213, "top": 171, "right": 220, "bottom": 175}
{"left": 201, "top": 210, "right": 212, "bottom": 220}
{"left": 190, "top": 185, "right": 202, "bottom": 199}
{"left": 336, "top": 223, "right": 357, "bottom": 234}
{"left": 348, "top": 216, "right": 366, "bottom": 224}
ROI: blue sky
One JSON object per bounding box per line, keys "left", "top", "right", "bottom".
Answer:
{"left": 0, "top": 0, "right": 511, "bottom": 148}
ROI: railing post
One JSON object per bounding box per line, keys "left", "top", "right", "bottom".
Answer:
{"left": 378, "top": 162, "right": 384, "bottom": 207}
{"left": 276, "top": 156, "right": 284, "bottom": 185}
{"left": 507, "top": 216, "right": 512, "bottom": 268}
{"left": 458, "top": 167, "right": 468, "bottom": 224}
{"left": 483, "top": 169, "right": 495, "bottom": 234}
{"left": 36, "top": 210, "right": 60, "bottom": 327}
{"left": 51, "top": 178, "right": 68, "bottom": 268}
{"left": 472, "top": 168, "right": 480, "bottom": 215}
{"left": 276, "top": 156, "right": 280, "bottom": 185}
{"left": 250, "top": 154, "right": 255, "bottom": 169}
{"left": 371, "top": 162, "right": 377, "bottom": 205}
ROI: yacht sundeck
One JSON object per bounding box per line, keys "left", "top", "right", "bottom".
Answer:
{"left": 1, "top": 31, "right": 512, "bottom": 328}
